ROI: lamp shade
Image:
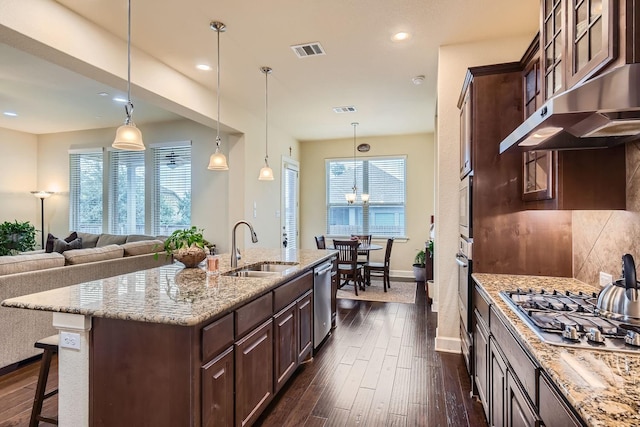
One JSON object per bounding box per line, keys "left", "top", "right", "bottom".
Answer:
{"left": 208, "top": 149, "right": 229, "bottom": 170}
{"left": 31, "top": 191, "right": 54, "bottom": 199}
{"left": 361, "top": 193, "right": 370, "bottom": 203}
{"left": 258, "top": 164, "right": 274, "bottom": 181}
{"left": 345, "top": 192, "right": 356, "bottom": 204}
{"left": 113, "top": 123, "right": 145, "bottom": 151}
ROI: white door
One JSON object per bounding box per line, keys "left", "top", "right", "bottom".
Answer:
{"left": 281, "top": 157, "right": 299, "bottom": 250}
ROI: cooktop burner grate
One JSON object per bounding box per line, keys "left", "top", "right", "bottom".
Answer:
{"left": 500, "top": 289, "right": 640, "bottom": 353}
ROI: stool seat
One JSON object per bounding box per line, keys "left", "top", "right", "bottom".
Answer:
{"left": 30, "top": 334, "right": 59, "bottom": 427}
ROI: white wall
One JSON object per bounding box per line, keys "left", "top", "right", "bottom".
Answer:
{"left": 435, "top": 35, "right": 534, "bottom": 352}
{"left": 0, "top": 127, "right": 39, "bottom": 241}
{"left": 300, "top": 133, "right": 434, "bottom": 274}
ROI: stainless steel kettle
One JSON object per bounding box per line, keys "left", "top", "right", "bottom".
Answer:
{"left": 596, "top": 254, "right": 640, "bottom": 323}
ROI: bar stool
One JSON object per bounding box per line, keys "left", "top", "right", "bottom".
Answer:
{"left": 29, "top": 334, "right": 59, "bottom": 427}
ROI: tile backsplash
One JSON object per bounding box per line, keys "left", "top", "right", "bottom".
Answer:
{"left": 573, "top": 141, "right": 640, "bottom": 286}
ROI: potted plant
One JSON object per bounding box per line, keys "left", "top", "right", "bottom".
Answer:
{"left": 158, "top": 226, "right": 208, "bottom": 268}
{"left": 413, "top": 249, "right": 427, "bottom": 282}
{"left": 0, "top": 220, "right": 37, "bottom": 256}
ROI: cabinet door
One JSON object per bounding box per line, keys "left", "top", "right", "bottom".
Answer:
{"left": 235, "top": 319, "right": 273, "bottom": 427}
{"left": 506, "top": 371, "right": 539, "bottom": 427}
{"left": 297, "top": 290, "right": 313, "bottom": 363}
{"left": 566, "top": 0, "right": 616, "bottom": 87}
{"left": 474, "top": 310, "right": 490, "bottom": 418}
{"left": 331, "top": 269, "right": 338, "bottom": 328}
{"left": 202, "top": 347, "right": 234, "bottom": 427}
{"left": 522, "top": 150, "right": 554, "bottom": 202}
{"left": 489, "top": 339, "right": 507, "bottom": 427}
{"left": 541, "top": 0, "right": 567, "bottom": 100}
{"left": 539, "top": 371, "right": 582, "bottom": 427}
{"left": 274, "top": 303, "right": 298, "bottom": 393}
{"left": 460, "top": 86, "right": 472, "bottom": 179}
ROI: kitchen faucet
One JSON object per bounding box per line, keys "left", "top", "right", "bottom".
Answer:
{"left": 231, "top": 220, "right": 258, "bottom": 268}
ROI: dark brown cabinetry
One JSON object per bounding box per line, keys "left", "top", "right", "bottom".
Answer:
{"left": 331, "top": 256, "right": 338, "bottom": 328}
{"left": 236, "top": 319, "right": 274, "bottom": 427}
{"left": 202, "top": 347, "right": 234, "bottom": 427}
{"left": 541, "top": 0, "right": 617, "bottom": 100}
{"left": 473, "top": 282, "right": 585, "bottom": 427}
{"left": 90, "top": 263, "right": 328, "bottom": 427}
{"left": 274, "top": 303, "right": 298, "bottom": 393}
{"left": 297, "top": 290, "right": 313, "bottom": 363}
{"left": 460, "top": 85, "right": 472, "bottom": 179}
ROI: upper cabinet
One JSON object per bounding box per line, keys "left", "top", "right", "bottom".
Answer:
{"left": 541, "top": 0, "right": 617, "bottom": 100}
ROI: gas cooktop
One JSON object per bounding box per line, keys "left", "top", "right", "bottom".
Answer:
{"left": 500, "top": 288, "right": 640, "bottom": 354}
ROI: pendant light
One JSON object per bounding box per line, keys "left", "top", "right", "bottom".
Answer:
{"left": 345, "top": 122, "right": 359, "bottom": 204}
{"left": 113, "top": 0, "right": 145, "bottom": 151}
{"left": 258, "top": 66, "right": 274, "bottom": 181}
{"left": 358, "top": 123, "right": 369, "bottom": 203}
{"left": 207, "top": 21, "right": 229, "bottom": 171}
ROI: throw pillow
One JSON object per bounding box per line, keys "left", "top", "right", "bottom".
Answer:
{"left": 45, "top": 232, "right": 78, "bottom": 253}
{"left": 51, "top": 237, "right": 83, "bottom": 254}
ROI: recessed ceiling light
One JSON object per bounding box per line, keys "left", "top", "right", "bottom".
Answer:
{"left": 98, "top": 92, "right": 109, "bottom": 97}
{"left": 113, "top": 97, "right": 128, "bottom": 103}
{"left": 196, "top": 64, "right": 212, "bottom": 71}
{"left": 392, "top": 32, "right": 411, "bottom": 42}
{"left": 3, "top": 111, "right": 18, "bottom": 117}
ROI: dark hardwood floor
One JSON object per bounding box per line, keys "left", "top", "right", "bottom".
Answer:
{"left": 0, "top": 281, "right": 486, "bottom": 427}
{"left": 256, "top": 281, "right": 487, "bottom": 426}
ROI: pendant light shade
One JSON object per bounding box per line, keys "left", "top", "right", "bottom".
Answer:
{"left": 208, "top": 21, "right": 229, "bottom": 171}
{"left": 345, "top": 122, "right": 361, "bottom": 204}
{"left": 258, "top": 66, "right": 274, "bottom": 181}
{"left": 113, "top": 0, "right": 145, "bottom": 151}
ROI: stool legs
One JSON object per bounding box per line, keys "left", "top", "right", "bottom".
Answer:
{"left": 29, "top": 347, "right": 58, "bottom": 427}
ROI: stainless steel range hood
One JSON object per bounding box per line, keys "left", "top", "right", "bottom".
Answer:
{"left": 499, "top": 63, "right": 640, "bottom": 154}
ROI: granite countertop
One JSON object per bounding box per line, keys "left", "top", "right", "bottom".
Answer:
{"left": 473, "top": 273, "right": 640, "bottom": 427}
{"left": 1, "top": 248, "right": 336, "bottom": 327}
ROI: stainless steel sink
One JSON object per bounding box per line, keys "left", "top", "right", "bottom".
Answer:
{"left": 223, "top": 262, "right": 299, "bottom": 278}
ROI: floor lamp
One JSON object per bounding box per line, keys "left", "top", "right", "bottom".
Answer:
{"left": 31, "top": 191, "right": 54, "bottom": 249}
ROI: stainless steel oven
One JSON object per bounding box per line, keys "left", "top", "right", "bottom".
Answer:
{"left": 456, "top": 236, "right": 473, "bottom": 373}
{"left": 459, "top": 175, "right": 472, "bottom": 239}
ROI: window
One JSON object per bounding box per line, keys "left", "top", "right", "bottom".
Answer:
{"left": 69, "top": 149, "right": 104, "bottom": 233}
{"left": 108, "top": 150, "right": 145, "bottom": 234}
{"left": 151, "top": 142, "right": 192, "bottom": 235}
{"left": 326, "top": 156, "right": 406, "bottom": 237}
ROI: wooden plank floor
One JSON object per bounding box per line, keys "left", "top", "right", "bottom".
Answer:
{"left": 0, "top": 281, "right": 486, "bottom": 427}
{"left": 256, "top": 281, "right": 487, "bottom": 426}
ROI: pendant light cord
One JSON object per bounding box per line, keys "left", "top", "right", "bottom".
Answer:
{"left": 264, "top": 67, "right": 269, "bottom": 163}
{"left": 125, "top": 0, "right": 133, "bottom": 124}
{"left": 215, "top": 23, "right": 221, "bottom": 148}
{"left": 352, "top": 122, "right": 358, "bottom": 193}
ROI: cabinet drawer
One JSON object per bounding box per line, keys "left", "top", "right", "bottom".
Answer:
{"left": 490, "top": 306, "right": 537, "bottom": 401}
{"left": 273, "top": 270, "right": 312, "bottom": 313}
{"left": 236, "top": 292, "right": 273, "bottom": 338}
{"left": 202, "top": 313, "right": 234, "bottom": 363}
{"left": 539, "top": 371, "right": 582, "bottom": 427}
{"left": 474, "top": 283, "right": 490, "bottom": 326}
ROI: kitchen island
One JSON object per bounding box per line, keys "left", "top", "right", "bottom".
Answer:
{"left": 1, "top": 248, "right": 337, "bottom": 427}
{"left": 473, "top": 273, "right": 640, "bottom": 427}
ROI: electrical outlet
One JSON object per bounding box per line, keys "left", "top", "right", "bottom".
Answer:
{"left": 60, "top": 331, "right": 81, "bottom": 350}
{"left": 599, "top": 272, "right": 613, "bottom": 288}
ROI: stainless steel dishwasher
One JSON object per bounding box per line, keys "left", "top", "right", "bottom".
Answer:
{"left": 313, "top": 260, "right": 333, "bottom": 349}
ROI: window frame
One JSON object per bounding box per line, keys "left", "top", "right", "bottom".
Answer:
{"left": 325, "top": 155, "right": 407, "bottom": 239}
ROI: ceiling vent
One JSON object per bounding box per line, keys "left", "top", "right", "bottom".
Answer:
{"left": 333, "top": 106, "right": 357, "bottom": 114}
{"left": 290, "top": 42, "right": 325, "bottom": 58}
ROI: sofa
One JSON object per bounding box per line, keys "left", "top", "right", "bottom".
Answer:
{"left": 0, "top": 232, "right": 173, "bottom": 371}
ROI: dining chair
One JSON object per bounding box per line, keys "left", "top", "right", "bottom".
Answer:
{"left": 333, "top": 239, "right": 364, "bottom": 296}
{"left": 314, "top": 235, "right": 326, "bottom": 249}
{"left": 364, "top": 238, "right": 394, "bottom": 292}
{"left": 350, "top": 234, "right": 372, "bottom": 266}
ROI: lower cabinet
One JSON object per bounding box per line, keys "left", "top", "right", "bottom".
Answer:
{"left": 297, "top": 290, "right": 313, "bottom": 363}
{"left": 274, "top": 303, "right": 298, "bottom": 393}
{"left": 473, "top": 282, "right": 584, "bottom": 427}
{"left": 236, "top": 319, "right": 274, "bottom": 427}
{"left": 202, "top": 347, "right": 235, "bottom": 427}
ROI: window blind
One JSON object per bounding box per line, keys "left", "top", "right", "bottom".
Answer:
{"left": 108, "top": 150, "right": 145, "bottom": 234}
{"left": 151, "top": 144, "right": 191, "bottom": 236}
{"left": 69, "top": 149, "right": 104, "bottom": 233}
{"left": 283, "top": 162, "right": 299, "bottom": 250}
{"left": 325, "top": 156, "right": 406, "bottom": 237}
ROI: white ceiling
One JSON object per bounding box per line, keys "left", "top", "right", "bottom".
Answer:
{"left": 1, "top": 0, "right": 539, "bottom": 140}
